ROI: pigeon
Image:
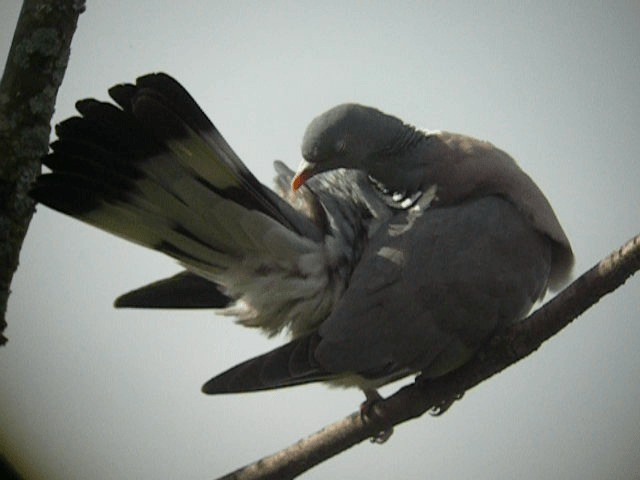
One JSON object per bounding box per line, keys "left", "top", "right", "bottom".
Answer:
{"left": 31, "top": 73, "right": 574, "bottom": 396}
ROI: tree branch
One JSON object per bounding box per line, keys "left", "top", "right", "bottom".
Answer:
{"left": 2, "top": 4, "right": 637, "bottom": 473}
{"left": 0, "top": 0, "right": 84, "bottom": 344}
{"left": 217, "top": 233, "right": 640, "bottom": 480}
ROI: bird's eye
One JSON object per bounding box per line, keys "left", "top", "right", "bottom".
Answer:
{"left": 335, "top": 139, "right": 347, "bottom": 154}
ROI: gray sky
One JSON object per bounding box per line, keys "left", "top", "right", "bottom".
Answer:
{"left": 1, "top": 1, "right": 639, "bottom": 479}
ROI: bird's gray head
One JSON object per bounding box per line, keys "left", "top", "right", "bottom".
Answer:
{"left": 293, "top": 104, "right": 418, "bottom": 190}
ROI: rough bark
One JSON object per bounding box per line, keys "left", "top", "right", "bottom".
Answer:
{"left": 0, "top": 0, "right": 84, "bottom": 343}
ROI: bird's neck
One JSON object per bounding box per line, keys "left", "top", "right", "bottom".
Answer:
{"left": 384, "top": 123, "right": 426, "bottom": 156}
{"left": 367, "top": 129, "right": 434, "bottom": 195}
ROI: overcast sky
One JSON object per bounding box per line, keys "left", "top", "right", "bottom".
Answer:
{"left": 1, "top": 1, "right": 639, "bottom": 479}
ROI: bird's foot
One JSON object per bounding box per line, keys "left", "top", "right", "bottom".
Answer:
{"left": 429, "top": 392, "right": 464, "bottom": 416}
{"left": 360, "top": 389, "right": 394, "bottom": 443}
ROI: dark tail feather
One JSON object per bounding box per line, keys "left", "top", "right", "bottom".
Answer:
{"left": 202, "top": 334, "right": 333, "bottom": 394}
{"left": 32, "top": 73, "right": 322, "bottom": 265}
{"left": 115, "top": 271, "right": 231, "bottom": 309}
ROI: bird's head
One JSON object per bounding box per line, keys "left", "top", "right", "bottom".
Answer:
{"left": 293, "top": 103, "right": 417, "bottom": 190}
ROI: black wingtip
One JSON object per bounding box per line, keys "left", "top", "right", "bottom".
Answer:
{"left": 201, "top": 334, "right": 330, "bottom": 395}
{"left": 114, "top": 271, "right": 230, "bottom": 309}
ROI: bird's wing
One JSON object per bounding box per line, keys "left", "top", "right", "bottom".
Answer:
{"left": 201, "top": 333, "right": 330, "bottom": 393}
{"left": 113, "top": 271, "right": 231, "bottom": 309}
{"left": 31, "top": 73, "right": 357, "bottom": 335}
{"left": 316, "top": 194, "right": 552, "bottom": 379}
{"left": 429, "top": 132, "right": 574, "bottom": 290}
{"left": 203, "top": 195, "right": 553, "bottom": 393}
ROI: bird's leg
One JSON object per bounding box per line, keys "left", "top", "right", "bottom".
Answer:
{"left": 360, "top": 389, "right": 394, "bottom": 443}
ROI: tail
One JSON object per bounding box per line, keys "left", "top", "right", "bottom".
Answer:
{"left": 32, "top": 73, "right": 323, "bottom": 312}
{"left": 201, "top": 333, "right": 334, "bottom": 394}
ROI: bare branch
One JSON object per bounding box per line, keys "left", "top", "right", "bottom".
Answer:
{"left": 218, "top": 233, "right": 640, "bottom": 480}
{"left": 0, "top": 0, "right": 84, "bottom": 344}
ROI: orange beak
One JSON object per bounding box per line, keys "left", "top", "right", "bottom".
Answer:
{"left": 291, "top": 161, "right": 316, "bottom": 191}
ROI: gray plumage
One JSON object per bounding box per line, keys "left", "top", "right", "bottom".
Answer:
{"left": 204, "top": 103, "right": 574, "bottom": 393}
{"left": 32, "top": 74, "right": 380, "bottom": 338}
{"left": 31, "top": 75, "right": 573, "bottom": 395}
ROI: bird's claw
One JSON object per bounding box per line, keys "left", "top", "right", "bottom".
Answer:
{"left": 370, "top": 427, "right": 394, "bottom": 444}
{"left": 360, "top": 389, "right": 394, "bottom": 443}
{"left": 429, "top": 392, "right": 464, "bottom": 416}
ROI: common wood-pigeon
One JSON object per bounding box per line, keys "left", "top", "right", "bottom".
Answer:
{"left": 31, "top": 73, "right": 573, "bottom": 395}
